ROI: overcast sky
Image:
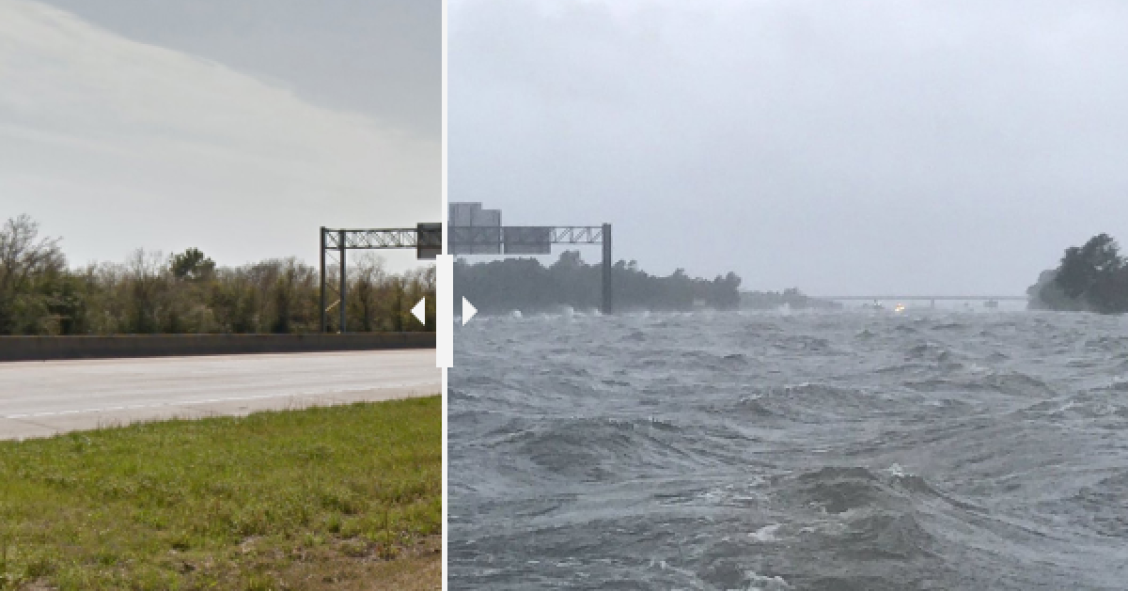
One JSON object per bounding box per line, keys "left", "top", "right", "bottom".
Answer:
{"left": 0, "top": 0, "right": 440, "bottom": 272}
{"left": 450, "top": 0, "right": 1128, "bottom": 295}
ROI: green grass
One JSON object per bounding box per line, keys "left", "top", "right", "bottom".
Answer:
{"left": 0, "top": 396, "right": 441, "bottom": 590}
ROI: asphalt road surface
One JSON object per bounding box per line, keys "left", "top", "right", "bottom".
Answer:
{"left": 0, "top": 350, "right": 440, "bottom": 440}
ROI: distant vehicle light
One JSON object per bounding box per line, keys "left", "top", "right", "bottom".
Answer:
{"left": 894, "top": 304, "right": 906, "bottom": 313}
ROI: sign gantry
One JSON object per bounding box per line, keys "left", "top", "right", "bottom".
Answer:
{"left": 448, "top": 203, "right": 613, "bottom": 315}
{"left": 319, "top": 224, "right": 440, "bottom": 333}
{"left": 319, "top": 204, "right": 614, "bottom": 334}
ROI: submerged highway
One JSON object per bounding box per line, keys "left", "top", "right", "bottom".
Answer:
{"left": 0, "top": 350, "right": 440, "bottom": 440}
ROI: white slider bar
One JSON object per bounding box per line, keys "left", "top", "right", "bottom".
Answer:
{"left": 436, "top": 254, "right": 453, "bottom": 368}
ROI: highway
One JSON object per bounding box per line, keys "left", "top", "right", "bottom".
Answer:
{"left": 0, "top": 350, "right": 440, "bottom": 440}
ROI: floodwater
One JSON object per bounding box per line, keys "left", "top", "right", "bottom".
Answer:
{"left": 449, "top": 309, "right": 1128, "bottom": 590}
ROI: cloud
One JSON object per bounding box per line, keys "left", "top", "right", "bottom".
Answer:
{"left": 0, "top": 0, "right": 439, "bottom": 270}
{"left": 451, "top": 0, "right": 1128, "bottom": 294}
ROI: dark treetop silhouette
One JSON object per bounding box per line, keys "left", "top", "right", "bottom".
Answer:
{"left": 1028, "top": 233, "right": 1128, "bottom": 314}
{"left": 453, "top": 250, "right": 742, "bottom": 316}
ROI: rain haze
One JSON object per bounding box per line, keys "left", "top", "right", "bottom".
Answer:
{"left": 0, "top": 0, "right": 440, "bottom": 272}
{"left": 450, "top": 0, "right": 1128, "bottom": 296}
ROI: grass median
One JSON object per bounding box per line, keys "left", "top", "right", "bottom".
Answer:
{"left": 0, "top": 395, "right": 441, "bottom": 590}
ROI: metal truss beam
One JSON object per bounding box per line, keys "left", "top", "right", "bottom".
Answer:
{"left": 325, "top": 228, "right": 441, "bottom": 250}
{"left": 448, "top": 225, "right": 606, "bottom": 246}
{"left": 547, "top": 226, "right": 605, "bottom": 244}
{"left": 451, "top": 223, "right": 614, "bottom": 315}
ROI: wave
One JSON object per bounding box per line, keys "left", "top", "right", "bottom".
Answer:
{"left": 507, "top": 416, "right": 694, "bottom": 482}
{"left": 450, "top": 310, "right": 1128, "bottom": 590}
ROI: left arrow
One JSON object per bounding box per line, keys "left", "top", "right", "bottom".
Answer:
{"left": 411, "top": 299, "right": 427, "bottom": 325}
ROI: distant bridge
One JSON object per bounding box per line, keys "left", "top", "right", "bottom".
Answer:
{"left": 815, "top": 296, "right": 1027, "bottom": 301}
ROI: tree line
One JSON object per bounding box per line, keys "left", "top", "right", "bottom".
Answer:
{"left": 741, "top": 287, "right": 842, "bottom": 310}
{"left": 0, "top": 215, "right": 435, "bottom": 335}
{"left": 1028, "top": 233, "right": 1128, "bottom": 314}
{"left": 453, "top": 250, "right": 742, "bottom": 315}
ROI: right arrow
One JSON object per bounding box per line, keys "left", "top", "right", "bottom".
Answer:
{"left": 462, "top": 297, "right": 477, "bottom": 326}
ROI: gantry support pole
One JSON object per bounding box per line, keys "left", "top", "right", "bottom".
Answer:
{"left": 319, "top": 227, "right": 327, "bottom": 333}
{"left": 338, "top": 229, "right": 347, "bottom": 333}
{"left": 602, "top": 223, "right": 613, "bottom": 315}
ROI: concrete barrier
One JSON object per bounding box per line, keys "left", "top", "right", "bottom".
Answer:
{"left": 0, "top": 333, "right": 435, "bottom": 362}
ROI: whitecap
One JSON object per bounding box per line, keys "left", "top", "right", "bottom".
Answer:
{"left": 749, "top": 524, "right": 781, "bottom": 542}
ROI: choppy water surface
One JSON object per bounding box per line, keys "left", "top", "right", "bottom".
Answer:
{"left": 449, "top": 310, "right": 1128, "bottom": 590}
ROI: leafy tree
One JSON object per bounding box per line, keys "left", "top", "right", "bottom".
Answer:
{"left": 169, "top": 248, "right": 216, "bottom": 281}
{"left": 0, "top": 215, "right": 66, "bottom": 333}
{"left": 1032, "top": 233, "right": 1128, "bottom": 314}
{"left": 125, "top": 249, "right": 166, "bottom": 333}
{"left": 349, "top": 253, "right": 386, "bottom": 332}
